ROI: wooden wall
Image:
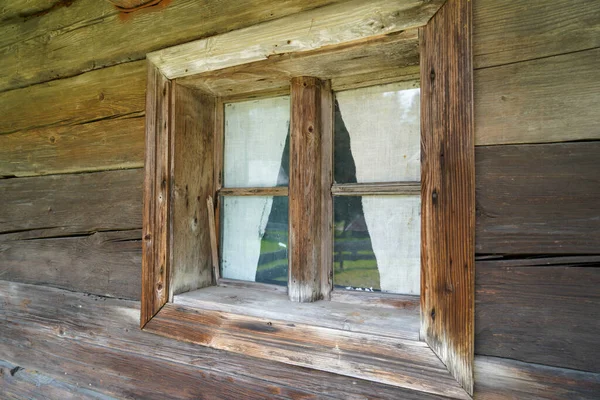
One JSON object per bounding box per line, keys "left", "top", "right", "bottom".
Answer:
{"left": 1, "top": 0, "right": 599, "bottom": 398}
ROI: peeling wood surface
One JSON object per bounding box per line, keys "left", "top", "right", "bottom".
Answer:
{"left": 0, "top": 0, "right": 346, "bottom": 92}
{"left": 0, "top": 281, "right": 456, "bottom": 400}
{"left": 475, "top": 356, "right": 600, "bottom": 400}
{"left": 420, "top": 0, "right": 475, "bottom": 394}
{"left": 169, "top": 84, "right": 214, "bottom": 296}
{"left": 0, "top": 169, "right": 142, "bottom": 240}
{"left": 146, "top": 304, "right": 469, "bottom": 399}
{"left": 475, "top": 48, "right": 600, "bottom": 145}
{"left": 174, "top": 285, "right": 420, "bottom": 341}
{"left": 176, "top": 30, "right": 419, "bottom": 98}
{"left": 473, "top": 0, "right": 600, "bottom": 69}
{"left": 149, "top": 0, "right": 444, "bottom": 80}
{"left": 476, "top": 262, "right": 600, "bottom": 372}
{"left": 476, "top": 142, "right": 600, "bottom": 255}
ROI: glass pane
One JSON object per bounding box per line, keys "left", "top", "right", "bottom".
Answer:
{"left": 224, "top": 96, "right": 290, "bottom": 188}
{"left": 333, "top": 195, "right": 420, "bottom": 295}
{"left": 221, "top": 196, "right": 288, "bottom": 286}
{"left": 334, "top": 82, "right": 420, "bottom": 184}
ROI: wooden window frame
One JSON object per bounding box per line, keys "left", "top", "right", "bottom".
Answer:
{"left": 141, "top": 0, "right": 474, "bottom": 398}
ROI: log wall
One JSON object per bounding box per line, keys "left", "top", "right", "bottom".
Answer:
{"left": 1, "top": 0, "right": 599, "bottom": 398}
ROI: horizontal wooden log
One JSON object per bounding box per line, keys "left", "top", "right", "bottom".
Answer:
{"left": 475, "top": 142, "right": 600, "bottom": 255}
{"left": 0, "top": 115, "right": 144, "bottom": 177}
{"left": 0, "top": 359, "right": 114, "bottom": 400}
{"left": 475, "top": 48, "right": 600, "bottom": 145}
{"left": 0, "top": 0, "right": 347, "bottom": 92}
{"left": 0, "top": 169, "right": 142, "bottom": 240}
{"left": 474, "top": 356, "right": 600, "bottom": 400}
{"left": 473, "top": 0, "right": 600, "bottom": 69}
{"left": 0, "top": 280, "right": 455, "bottom": 400}
{"left": 0, "top": 230, "right": 142, "bottom": 299}
{"left": 0, "top": 61, "right": 146, "bottom": 135}
{"left": 476, "top": 262, "right": 600, "bottom": 372}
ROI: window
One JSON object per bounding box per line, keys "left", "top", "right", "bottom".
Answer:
{"left": 141, "top": 0, "right": 474, "bottom": 397}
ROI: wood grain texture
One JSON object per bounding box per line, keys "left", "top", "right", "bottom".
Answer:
{"left": 150, "top": 0, "right": 443, "bottom": 80}
{"left": 176, "top": 30, "right": 419, "bottom": 98}
{"left": 0, "top": 0, "right": 346, "bottom": 92}
{"left": 146, "top": 303, "right": 469, "bottom": 399}
{"left": 0, "top": 60, "right": 146, "bottom": 135}
{"left": 475, "top": 356, "right": 600, "bottom": 400}
{"left": 169, "top": 84, "right": 214, "bottom": 297}
{"left": 420, "top": 0, "right": 475, "bottom": 394}
{"left": 0, "top": 281, "right": 459, "bottom": 400}
{"left": 0, "top": 169, "right": 142, "bottom": 240}
{"left": 0, "top": 359, "right": 116, "bottom": 400}
{"left": 0, "top": 230, "right": 141, "bottom": 300}
{"left": 475, "top": 48, "right": 600, "bottom": 145}
{"left": 0, "top": 115, "right": 144, "bottom": 177}
{"left": 476, "top": 261, "right": 600, "bottom": 372}
{"left": 475, "top": 142, "right": 600, "bottom": 255}
{"left": 320, "top": 79, "right": 334, "bottom": 299}
{"left": 473, "top": 0, "right": 600, "bottom": 69}
{"left": 289, "top": 77, "right": 324, "bottom": 303}
{"left": 331, "top": 182, "right": 421, "bottom": 195}
{"left": 141, "top": 63, "right": 170, "bottom": 327}
{"left": 219, "top": 187, "right": 288, "bottom": 196}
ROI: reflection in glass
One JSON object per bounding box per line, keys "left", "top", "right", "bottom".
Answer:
{"left": 335, "top": 82, "right": 420, "bottom": 183}
{"left": 224, "top": 96, "right": 290, "bottom": 188}
{"left": 221, "top": 196, "right": 288, "bottom": 285}
{"left": 334, "top": 195, "right": 420, "bottom": 295}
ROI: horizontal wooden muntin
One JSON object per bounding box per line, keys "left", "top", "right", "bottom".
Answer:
{"left": 218, "top": 186, "right": 288, "bottom": 196}
{"left": 143, "top": 0, "right": 473, "bottom": 397}
{"left": 331, "top": 182, "right": 421, "bottom": 196}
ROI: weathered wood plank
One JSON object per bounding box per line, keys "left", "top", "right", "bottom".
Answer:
{"left": 177, "top": 30, "right": 419, "bottom": 98}
{"left": 476, "top": 263, "right": 600, "bottom": 372}
{"left": 169, "top": 84, "right": 214, "bottom": 297}
{"left": 219, "top": 186, "right": 288, "bottom": 196}
{"left": 0, "top": 169, "right": 142, "bottom": 240}
{"left": 289, "top": 77, "right": 325, "bottom": 303}
{"left": 141, "top": 63, "right": 170, "bottom": 327}
{"left": 0, "top": 115, "right": 144, "bottom": 177}
{"left": 150, "top": 0, "right": 443, "bottom": 80}
{"left": 0, "top": 359, "right": 116, "bottom": 400}
{"left": 475, "top": 142, "right": 600, "bottom": 255}
{"left": 146, "top": 303, "right": 469, "bottom": 399}
{"left": 420, "top": 0, "right": 475, "bottom": 394}
{"left": 473, "top": 0, "right": 600, "bottom": 69}
{"left": 331, "top": 182, "right": 421, "bottom": 196}
{"left": 475, "top": 48, "right": 600, "bottom": 145}
{"left": 0, "top": 281, "right": 456, "bottom": 400}
{"left": 475, "top": 356, "right": 600, "bottom": 400}
{"left": 0, "top": 0, "right": 348, "bottom": 92}
{"left": 0, "top": 230, "right": 141, "bottom": 299}
{"left": 0, "top": 60, "right": 146, "bottom": 135}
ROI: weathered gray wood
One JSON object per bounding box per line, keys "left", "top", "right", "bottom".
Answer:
{"left": 0, "top": 359, "right": 116, "bottom": 400}
{"left": 475, "top": 142, "right": 600, "bottom": 255}
{"left": 420, "top": 0, "right": 475, "bottom": 394}
{"left": 174, "top": 285, "right": 420, "bottom": 341}
{"left": 0, "top": 0, "right": 347, "bottom": 92}
{"left": 150, "top": 0, "right": 443, "bottom": 80}
{"left": 0, "top": 280, "right": 456, "bottom": 400}
{"left": 147, "top": 303, "right": 469, "bottom": 399}
{"left": 475, "top": 356, "right": 600, "bottom": 400}
{"left": 476, "top": 262, "right": 600, "bottom": 372}
{"left": 0, "top": 169, "right": 142, "bottom": 240}
{"left": 169, "top": 84, "right": 214, "bottom": 297}
{"left": 0, "top": 230, "right": 141, "bottom": 300}
{"left": 473, "top": 0, "right": 600, "bottom": 69}
{"left": 475, "top": 48, "right": 600, "bottom": 145}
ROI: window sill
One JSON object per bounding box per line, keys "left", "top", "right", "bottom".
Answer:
{"left": 144, "top": 283, "right": 469, "bottom": 399}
